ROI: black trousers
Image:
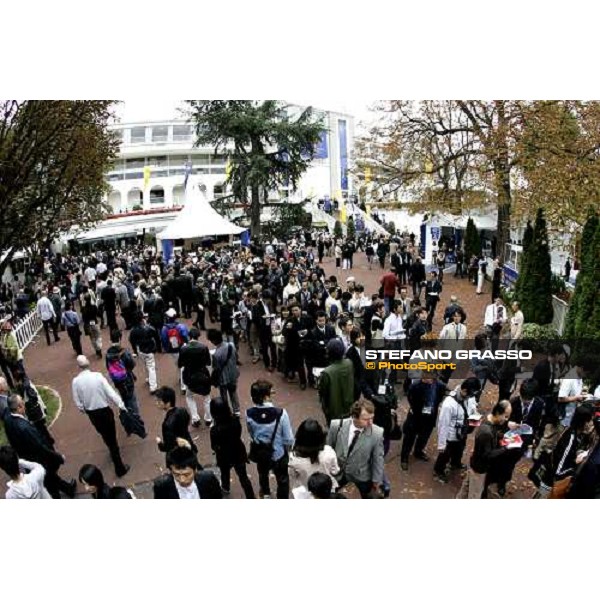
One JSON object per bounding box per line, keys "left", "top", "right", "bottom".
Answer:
{"left": 106, "top": 307, "right": 117, "bottom": 330}
{"left": 400, "top": 412, "right": 436, "bottom": 462}
{"left": 257, "top": 453, "right": 289, "bottom": 499}
{"left": 398, "top": 265, "right": 407, "bottom": 285}
{"left": 218, "top": 459, "right": 256, "bottom": 498}
{"left": 67, "top": 326, "right": 83, "bottom": 355}
{"left": 44, "top": 467, "right": 73, "bottom": 499}
{"left": 194, "top": 309, "right": 206, "bottom": 331}
{"left": 42, "top": 318, "right": 59, "bottom": 345}
{"left": 86, "top": 407, "right": 127, "bottom": 475}
{"left": 258, "top": 331, "right": 277, "bottom": 369}
{"left": 434, "top": 440, "right": 467, "bottom": 475}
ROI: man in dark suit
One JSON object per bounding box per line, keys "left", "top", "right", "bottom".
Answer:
{"left": 400, "top": 377, "right": 447, "bottom": 471}
{"left": 101, "top": 280, "right": 118, "bottom": 330}
{"left": 249, "top": 291, "right": 277, "bottom": 371}
{"left": 153, "top": 446, "right": 223, "bottom": 499}
{"left": 306, "top": 311, "right": 337, "bottom": 386}
{"left": 3, "top": 394, "right": 76, "bottom": 498}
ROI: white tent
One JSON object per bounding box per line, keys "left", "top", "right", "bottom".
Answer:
{"left": 157, "top": 179, "right": 246, "bottom": 240}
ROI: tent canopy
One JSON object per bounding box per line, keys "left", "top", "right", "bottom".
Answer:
{"left": 157, "top": 179, "right": 246, "bottom": 240}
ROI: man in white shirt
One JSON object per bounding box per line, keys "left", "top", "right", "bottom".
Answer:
{"left": 383, "top": 300, "right": 407, "bottom": 344}
{"left": 558, "top": 359, "right": 592, "bottom": 429}
{"left": 84, "top": 264, "right": 97, "bottom": 291}
{"left": 36, "top": 290, "right": 59, "bottom": 345}
{"left": 484, "top": 297, "right": 507, "bottom": 351}
{"left": 72, "top": 355, "right": 129, "bottom": 477}
{"left": 0, "top": 446, "right": 51, "bottom": 499}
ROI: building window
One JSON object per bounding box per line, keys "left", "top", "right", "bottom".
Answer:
{"left": 126, "top": 158, "right": 145, "bottom": 169}
{"left": 146, "top": 155, "right": 167, "bottom": 168}
{"left": 130, "top": 127, "right": 146, "bottom": 144}
{"left": 152, "top": 126, "right": 168, "bottom": 142}
{"left": 173, "top": 124, "right": 192, "bottom": 141}
{"left": 168, "top": 155, "right": 191, "bottom": 168}
{"left": 213, "top": 183, "right": 226, "bottom": 200}
{"left": 127, "top": 188, "right": 143, "bottom": 210}
{"left": 150, "top": 186, "right": 165, "bottom": 204}
{"left": 193, "top": 154, "right": 209, "bottom": 165}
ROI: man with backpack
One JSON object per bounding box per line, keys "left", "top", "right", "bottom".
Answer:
{"left": 106, "top": 329, "right": 146, "bottom": 438}
{"left": 161, "top": 308, "right": 189, "bottom": 394}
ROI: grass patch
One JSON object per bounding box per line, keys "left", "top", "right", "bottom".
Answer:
{"left": 0, "top": 386, "right": 60, "bottom": 446}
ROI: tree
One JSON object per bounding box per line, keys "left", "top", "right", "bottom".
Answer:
{"left": 0, "top": 100, "right": 119, "bottom": 273}
{"left": 513, "top": 220, "right": 533, "bottom": 301}
{"left": 515, "top": 209, "right": 554, "bottom": 325}
{"left": 564, "top": 212, "right": 600, "bottom": 338}
{"left": 346, "top": 217, "right": 356, "bottom": 240}
{"left": 464, "top": 217, "right": 480, "bottom": 260}
{"left": 333, "top": 220, "right": 343, "bottom": 239}
{"left": 357, "top": 101, "right": 600, "bottom": 252}
{"left": 185, "top": 101, "right": 324, "bottom": 238}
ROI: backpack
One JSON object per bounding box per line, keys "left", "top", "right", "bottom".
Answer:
{"left": 329, "top": 303, "right": 339, "bottom": 319}
{"left": 108, "top": 355, "right": 128, "bottom": 383}
{"left": 167, "top": 324, "right": 184, "bottom": 350}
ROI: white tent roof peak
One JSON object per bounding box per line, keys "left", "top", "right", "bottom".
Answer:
{"left": 157, "top": 177, "right": 245, "bottom": 240}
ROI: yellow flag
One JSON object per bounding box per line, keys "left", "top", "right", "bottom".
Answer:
{"left": 225, "top": 159, "right": 232, "bottom": 181}
{"left": 365, "top": 166, "right": 372, "bottom": 184}
{"left": 366, "top": 204, "right": 371, "bottom": 217}
{"left": 340, "top": 201, "right": 347, "bottom": 224}
{"left": 143, "top": 166, "right": 151, "bottom": 191}
{"left": 424, "top": 159, "right": 433, "bottom": 174}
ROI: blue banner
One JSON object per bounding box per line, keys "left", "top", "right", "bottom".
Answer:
{"left": 338, "top": 120, "right": 348, "bottom": 191}
{"left": 315, "top": 130, "right": 328, "bottom": 159}
{"left": 240, "top": 229, "right": 250, "bottom": 247}
{"left": 161, "top": 238, "right": 174, "bottom": 264}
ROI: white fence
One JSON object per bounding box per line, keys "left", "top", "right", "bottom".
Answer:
{"left": 14, "top": 311, "right": 43, "bottom": 351}
{"left": 552, "top": 295, "right": 569, "bottom": 335}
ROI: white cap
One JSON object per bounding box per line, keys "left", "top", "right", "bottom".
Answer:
{"left": 346, "top": 276, "right": 355, "bottom": 283}
{"left": 165, "top": 308, "right": 177, "bottom": 318}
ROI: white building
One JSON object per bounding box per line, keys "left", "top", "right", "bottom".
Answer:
{"left": 102, "top": 105, "right": 355, "bottom": 219}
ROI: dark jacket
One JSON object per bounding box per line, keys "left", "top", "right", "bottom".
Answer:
{"left": 410, "top": 262, "right": 426, "bottom": 283}
{"left": 153, "top": 470, "right": 223, "bottom": 499}
{"left": 178, "top": 341, "right": 211, "bottom": 395}
{"left": 129, "top": 323, "right": 157, "bottom": 354}
{"left": 509, "top": 395, "right": 545, "bottom": 443}
{"left": 346, "top": 345, "right": 375, "bottom": 402}
{"left": 470, "top": 419, "right": 506, "bottom": 474}
{"left": 210, "top": 417, "right": 248, "bottom": 466}
{"left": 406, "top": 380, "right": 446, "bottom": 419}
{"left": 158, "top": 407, "right": 197, "bottom": 454}
{"left": 3, "top": 412, "right": 64, "bottom": 471}
{"left": 101, "top": 286, "right": 117, "bottom": 310}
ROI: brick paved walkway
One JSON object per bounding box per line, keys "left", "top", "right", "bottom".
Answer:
{"left": 2, "top": 251, "right": 536, "bottom": 498}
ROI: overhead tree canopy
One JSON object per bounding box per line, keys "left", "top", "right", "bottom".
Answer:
{"left": 0, "top": 100, "right": 119, "bottom": 271}
{"left": 185, "top": 101, "right": 324, "bottom": 237}
{"left": 356, "top": 100, "right": 600, "bottom": 255}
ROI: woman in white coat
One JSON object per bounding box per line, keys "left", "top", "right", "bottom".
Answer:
{"left": 288, "top": 418, "right": 340, "bottom": 498}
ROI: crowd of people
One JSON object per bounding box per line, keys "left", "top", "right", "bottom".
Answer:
{"left": 1, "top": 227, "right": 599, "bottom": 500}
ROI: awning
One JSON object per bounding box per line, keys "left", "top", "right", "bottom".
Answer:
{"left": 70, "top": 223, "right": 149, "bottom": 242}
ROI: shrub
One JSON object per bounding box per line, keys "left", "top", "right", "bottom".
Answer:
{"left": 519, "top": 323, "right": 560, "bottom": 354}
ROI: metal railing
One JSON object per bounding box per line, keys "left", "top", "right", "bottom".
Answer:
{"left": 14, "top": 311, "right": 43, "bottom": 351}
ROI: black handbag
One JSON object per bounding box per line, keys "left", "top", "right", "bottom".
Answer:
{"left": 119, "top": 409, "right": 147, "bottom": 439}
{"left": 249, "top": 408, "right": 282, "bottom": 464}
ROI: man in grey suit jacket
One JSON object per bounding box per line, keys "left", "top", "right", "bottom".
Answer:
{"left": 326, "top": 399, "right": 385, "bottom": 498}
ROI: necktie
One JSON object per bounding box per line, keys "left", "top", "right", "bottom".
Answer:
{"left": 348, "top": 429, "right": 361, "bottom": 455}
{"left": 455, "top": 324, "right": 459, "bottom": 340}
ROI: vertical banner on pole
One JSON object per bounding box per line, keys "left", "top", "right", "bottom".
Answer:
{"left": 338, "top": 119, "right": 348, "bottom": 192}
{"left": 161, "top": 239, "right": 174, "bottom": 264}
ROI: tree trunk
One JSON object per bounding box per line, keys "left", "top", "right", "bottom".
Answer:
{"left": 250, "top": 184, "right": 261, "bottom": 238}
{"left": 494, "top": 167, "right": 511, "bottom": 260}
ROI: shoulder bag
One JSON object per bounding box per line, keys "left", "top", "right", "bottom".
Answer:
{"left": 249, "top": 408, "right": 283, "bottom": 465}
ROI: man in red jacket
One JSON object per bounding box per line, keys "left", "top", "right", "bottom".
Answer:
{"left": 380, "top": 267, "right": 399, "bottom": 315}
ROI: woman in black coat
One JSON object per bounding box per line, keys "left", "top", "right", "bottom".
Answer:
{"left": 209, "top": 396, "right": 256, "bottom": 498}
